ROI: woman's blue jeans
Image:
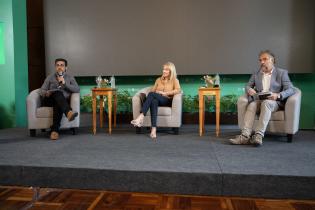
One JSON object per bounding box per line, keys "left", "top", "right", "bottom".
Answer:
{"left": 141, "top": 92, "right": 172, "bottom": 127}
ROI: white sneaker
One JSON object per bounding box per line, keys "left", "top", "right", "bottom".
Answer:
{"left": 229, "top": 134, "right": 250, "bottom": 145}
{"left": 250, "top": 134, "right": 263, "bottom": 146}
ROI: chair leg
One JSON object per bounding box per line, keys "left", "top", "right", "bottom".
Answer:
{"left": 136, "top": 127, "right": 142, "bottom": 134}
{"left": 30, "top": 129, "right": 36, "bottom": 137}
{"left": 71, "top": 128, "right": 77, "bottom": 135}
{"left": 172, "top": 127, "right": 179, "bottom": 135}
{"left": 287, "top": 134, "right": 293, "bottom": 143}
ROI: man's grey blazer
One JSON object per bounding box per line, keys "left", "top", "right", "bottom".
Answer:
{"left": 245, "top": 67, "right": 295, "bottom": 106}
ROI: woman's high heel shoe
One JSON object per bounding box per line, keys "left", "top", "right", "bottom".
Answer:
{"left": 131, "top": 118, "right": 143, "bottom": 127}
{"left": 131, "top": 120, "right": 139, "bottom": 127}
{"left": 150, "top": 132, "right": 157, "bottom": 139}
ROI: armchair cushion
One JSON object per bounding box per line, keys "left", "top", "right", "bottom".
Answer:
{"left": 146, "top": 107, "right": 172, "bottom": 116}
{"left": 36, "top": 107, "right": 53, "bottom": 118}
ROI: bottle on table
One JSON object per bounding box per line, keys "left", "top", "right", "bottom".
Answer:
{"left": 214, "top": 73, "right": 220, "bottom": 87}
{"left": 110, "top": 75, "right": 115, "bottom": 88}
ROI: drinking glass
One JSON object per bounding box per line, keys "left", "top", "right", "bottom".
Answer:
{"left": 96, "top": 76, "right": 102, "bottom": 88}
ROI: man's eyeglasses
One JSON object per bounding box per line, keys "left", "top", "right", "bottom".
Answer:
{"left": 55, "top": 64, "right": 65, "bottom": 67}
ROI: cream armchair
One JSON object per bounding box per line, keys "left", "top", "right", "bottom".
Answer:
{"left": 26, "top": 88, "right": 80, "bottom": 137}
{"left": 237, "top": 88, "right": 301, "bottom": 142}
{"left": 132, "top": 87, "right": 183, "bottom": 134}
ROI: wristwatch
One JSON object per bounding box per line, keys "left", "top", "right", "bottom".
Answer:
{"left": 277, "top": 94, "right": 281, "bottom": 100}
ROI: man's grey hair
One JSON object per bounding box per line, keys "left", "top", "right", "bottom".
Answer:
{"left": 259, "top": 50, "right": 276, "bottom": 64}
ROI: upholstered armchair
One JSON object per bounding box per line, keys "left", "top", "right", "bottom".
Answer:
{"left": 132, "top": 87, "right": 183, "bottom": 134}
{"left": 237, "top": 88, "right": 301, "bottom": 142}
{"left": 26, "top": 88, "right": 80, "bottom": 137}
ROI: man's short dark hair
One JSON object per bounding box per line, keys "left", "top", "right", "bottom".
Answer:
{"left": 55, "top": 58, "right": 68, "bottom": 66}
{"left": 259, "top": 50, "right": 276, "bottom": 64}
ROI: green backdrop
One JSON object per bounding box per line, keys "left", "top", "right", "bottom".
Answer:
{"left": 0, "top": 22, "right": 5, "bottom": 64}
{"left": 0, "top": 0, "right": 28, "bottom": 129}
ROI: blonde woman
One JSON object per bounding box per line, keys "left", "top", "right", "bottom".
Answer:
{"left": 131, "top": 62, "right": 181, "bottom": 139}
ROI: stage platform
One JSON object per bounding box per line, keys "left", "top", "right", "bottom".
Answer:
{"left": 0, "top": 125, "right": 314, "bottom": 200}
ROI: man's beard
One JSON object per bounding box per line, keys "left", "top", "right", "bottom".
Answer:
{"left": 56, "top": 70, "right": 64, "bottom": 77}
{"left": 261, "top": 65, "right": 271, "bottom": 73}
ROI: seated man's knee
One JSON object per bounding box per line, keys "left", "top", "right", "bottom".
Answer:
{"left": 246, "top": 101, "right": 258, "bottom": 112}
{"left": 261, "top": 100, "right": 273, "bottom": 110}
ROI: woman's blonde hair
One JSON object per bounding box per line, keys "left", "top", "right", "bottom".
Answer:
{"left": 163, "top": 62, "right": 177, "bottom": 81}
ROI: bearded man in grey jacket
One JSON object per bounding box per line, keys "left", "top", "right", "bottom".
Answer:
{"left": 40, "top": 58, "right": 80, "bottom": 140}
{"left": 230, "top": 50, "right": 295, "bottom": 146}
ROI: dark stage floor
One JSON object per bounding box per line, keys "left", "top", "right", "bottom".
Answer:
{"left": 0, "top": 125, "right": 314, "bottom": 199}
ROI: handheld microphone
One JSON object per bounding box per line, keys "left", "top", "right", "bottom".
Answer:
{"left": 57, "top": 71, "right": 64, "bottom": 88}
{"left": 57, "top": 71, "right": 64, "bottom": 77}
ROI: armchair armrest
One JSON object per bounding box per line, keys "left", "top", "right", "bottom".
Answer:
{"left": 132, "top": 94, "right": 142, "bottom": 119}
{"left": 171, "top": 92, "right": 183, "bottom": 113}
{"left": 132, "top": 87, "right": 152, "bottom": 119}
{"left": 284, "top": 88, "right": 301, "bottom": 134}
{"left": 171, "top": 92, "right": 183, "bottom": 126}
{"left": 27, "top": 88, "right": 41, "bottom": 111}
{"left": 26, "top": 88, "right": 42, "bottom": 128}
{"left": 70, "top": 92, "right": 80, "bottom": 113}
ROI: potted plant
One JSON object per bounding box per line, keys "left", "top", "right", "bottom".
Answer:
{"left": 182, "top": 94, "right": 199, "bottom": 123}
{"left": 80, "top": 94, "right": 93, "bottom": 113}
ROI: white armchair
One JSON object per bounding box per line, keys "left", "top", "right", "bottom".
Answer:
{"left": 26, "top": 88, "right": 80, "bottom": 136}
{"left": 237, "top": 88, "right": 301, "bottom": 142}
{"left": 132, "top": 87, "right": 183, "bottom": 134}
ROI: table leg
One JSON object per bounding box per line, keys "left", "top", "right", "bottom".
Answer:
{"left": 92, "top": 94, "right": 97, "bottom": 135}
{"left": 216, "top": 94, "right": 220, "bottom": 137}
{"left": 114, "top": 92, "right": 117, "bottom": 127}
{"left": 199, "top": 93, "right": 204, "bottom": 136}
{"left": 108, "top": 92, "right": 112, "bottom": 134}
{"left": 100, "top": 96, "right": 104, "bottom": 128}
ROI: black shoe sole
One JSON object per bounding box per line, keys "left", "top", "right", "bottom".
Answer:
{"left": 253, "top": 143, "right": 262, "bottom": 147}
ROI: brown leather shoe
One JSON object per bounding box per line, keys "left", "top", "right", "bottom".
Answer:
{"left": 50, "top": 131, "right": 59, "bottom": 140}
{"left": 67, "top": 111, "right": 78, "bottom": 121}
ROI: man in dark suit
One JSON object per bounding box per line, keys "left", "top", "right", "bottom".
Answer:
{"left": 230, "top": 50, "right": 295, "bottom": 146}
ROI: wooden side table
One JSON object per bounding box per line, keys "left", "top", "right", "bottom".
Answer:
{"left": 91, "top": 88, "right": 117, "bottom": 134}
{"left": 198, "top": 87, "right": 220, "bottom": 137}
